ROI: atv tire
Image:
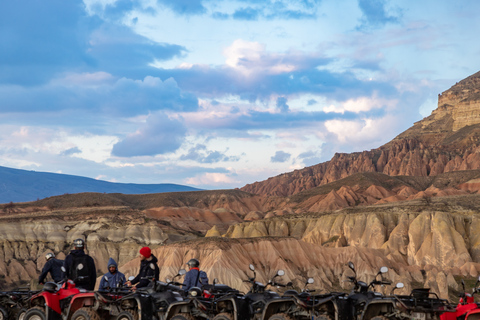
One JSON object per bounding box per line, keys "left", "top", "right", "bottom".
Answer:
{"left": 0, "top": 307, "right": 7, "bottom": 320}
{"left": 315, "top": 314, "right": 333, "bottom": 320}
{"left": 13, "top": 308, "right": 28, "bottom": 320}
{"left": 269, "top": 313, "right": 294, "bottom": 320}
{"left": 71, "top": 308, "right": 101, "bottom": 320}
{"left": 171, "top": 313, "right": 196, "bottom": 320}
{"left": 116, "top": 310, "right": 139, "bottom": 320}
{"left": 213, "top": 313, "right": 234, "bottom": 320}
{"left": 23, "top": 307, "right": 46, "bottom": 320}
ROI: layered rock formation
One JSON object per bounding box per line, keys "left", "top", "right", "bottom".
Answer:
{"left": 241, "top": 71, "right": 480, "bottom": 197}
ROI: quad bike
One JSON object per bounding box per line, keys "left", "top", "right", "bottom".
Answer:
{"left": 440, "top": 276, "right": 480, "bottom": 320}
{"left": 78, "top": 275, "right": 135, "bottom": 320}
{"left": 361, "top": 282, "right": 453, "bottom": 320}
{"left": 23, "top": 279, "right": 95, "bottom": 320}
{"left": 24, "top": 264, "right": 98, "bottom": 320}
{"left": 166, "top": 277, "right": 240, "bottom": 320}
{"left": 0, "top": 286, "right": 39, "bottom": 320}
{"left": 115, "top": 269, "right": 187, "bottom": 320}
{"left": 337, "top": 262, "right": 391, "bottom": 320}
{"left": 266, "top": 276, "right": 346, "bottom": 320}
{"left": 203, "top": 264, "right": 289, "bottom": 320}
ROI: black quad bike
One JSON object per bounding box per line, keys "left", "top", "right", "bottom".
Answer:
{"left": 266, "top": 276, "right": 346, "bottom": 320}
{"left": 204, "top": 264, "right": 289, "bottom": 320}
{"left": 362, "top": 282, "right": 453, "bottom": 320}
{"left": 0, "top": 286, "right": 39, "bottom": 320}
{"left": 115, "top": 269, "right": 187, "bottom": 320}
{"left": 338, "top": 262, "right": 391, "bottom": 320}
{"left": 165, "top": 278, "right": 240, "bottom": 320}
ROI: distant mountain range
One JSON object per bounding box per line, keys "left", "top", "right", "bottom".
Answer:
{"left": 0, "top": 165, "right": 201, "bottom": 204}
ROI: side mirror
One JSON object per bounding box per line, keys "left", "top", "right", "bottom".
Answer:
{"left": 380, "top": 266, "right": 388, "bottom": 274}
{"left": 214, "top": 278, "right": 218, "bottom": 285}
{"left": 307, "top": 278, "right": 314, "bottom": 284}
{"left": 396, "top": 282, "right": 404, "bottom": 289}
{"left": 249, "top": 264, "right": 255, "bottom": 271}
{"left": 348, "top": 262, "right": 355, "bottom": 272}
{"left": 128, "top": 276, "right": 135, "bottom": 281}
{"left": 166, "top": 278, "right": 171, "bottom": 283}
{"left": 178, "top": 269, "right": 187, "bottom": 276}
{"left": 277, "top": 270, "right": 285, "bottom": 276}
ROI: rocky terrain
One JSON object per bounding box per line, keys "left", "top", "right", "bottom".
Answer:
{"left": 2, "top": 71, "right": 480, "bottom": 301}
{"left": 241, "top": 71, "right": 480, "bottom": 197}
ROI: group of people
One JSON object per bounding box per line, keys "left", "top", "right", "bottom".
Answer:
{"left": 39, "top": 239, "right": 208, "bottom": 291}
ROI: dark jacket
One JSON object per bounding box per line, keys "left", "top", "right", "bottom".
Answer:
{"left": 38, "top": 258, "right": 64, "bottom": 283}
{"left": 131, "top": 254, "right": 159, "bottom": 288}
{"left": 64, "top": 249, "right": 97, "bottom": 291}
{"left": 183, "top": 268, "right": 209, "bottom": 291}
{"left": 99, "top": 258, "right": 126, "bottom": 290}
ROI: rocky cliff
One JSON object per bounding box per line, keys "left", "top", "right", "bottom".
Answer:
{"left": 241, "top": 71, "right": 480, "bottom": 197}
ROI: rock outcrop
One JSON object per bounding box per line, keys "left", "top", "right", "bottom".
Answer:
{"left": 241, "top": 71, "right": 480, "bottom": 197}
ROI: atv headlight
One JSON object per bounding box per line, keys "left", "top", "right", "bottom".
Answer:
{"left": 188, "top": 287, "right": 202, "bottom": 297}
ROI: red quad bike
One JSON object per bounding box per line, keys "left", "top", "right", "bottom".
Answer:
{"left": 24, "top": 278, "right": 95, "bottom": 320}
{"left": 440, "top": 276, "right": 480, "bottom": 320}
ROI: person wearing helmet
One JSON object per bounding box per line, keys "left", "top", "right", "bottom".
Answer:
{"left": 182, "top": 258, "right": 208, "bottom": 291}
{"left": 63, "top": 238, "right": 97, "bottom": 290}
{"left": 99, "top": 258, "right": 127, "bottom": 291}
{"left": 125, "top": 246, "right": 159, "bottom": 289}
{"left": 38, "top": 252, "right": 64, "bottom": 284}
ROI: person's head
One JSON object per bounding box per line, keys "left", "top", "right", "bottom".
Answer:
{"left": 73, "top": 238, "right": 85, "bottom": 250}
{"left": 108, "top": 264, "right": 117, "bottom": 274}
{"left": 139, "top": 247, "right": 151, "bottom": 261}
{"left": 186, "top": 258, "right": 200, "bottom": 269}
{"left": 45, "top": 252, "right": 55, "bottom": 261}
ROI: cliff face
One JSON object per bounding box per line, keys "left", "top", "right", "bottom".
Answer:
{"left": 241, "top": 71, "right": 480, "bottom": 197}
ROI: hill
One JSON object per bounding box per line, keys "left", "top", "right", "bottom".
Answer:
{"left": 241, "top": 70, "right": 480, "bottom": 197}
{"left": 0, "top": 165, "right": 201, "bottom": 203}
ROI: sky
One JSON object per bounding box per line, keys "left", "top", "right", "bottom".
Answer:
{"left": 1, "top": 0, "right": 480, "bottom": 190}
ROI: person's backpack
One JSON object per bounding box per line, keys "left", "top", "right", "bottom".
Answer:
{"left": 195, "top": 270, "right": 208, "bottom": 287}
{"left": 70, "top": 255, "right": 90, "bottom": 284}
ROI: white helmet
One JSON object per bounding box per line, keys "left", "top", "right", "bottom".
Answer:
{"left": 45, "top": 252, "right": 55, "bottom": 260}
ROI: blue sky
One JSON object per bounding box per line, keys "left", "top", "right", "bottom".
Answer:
{"left": 1, "top": 0, "right": 479, "bottom": 190}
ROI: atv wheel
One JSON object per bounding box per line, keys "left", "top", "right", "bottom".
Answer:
{"left": 171, "top": 313, "right": 196, "bottom": 320}
{"left": 0, "top": 307, "right": 7, "bottom": 320}
{"left": 116, "top": 310, "right": 139, "bottom": 320}
{"left": 71, "top": 308, "right": 101, "bottom": 320}
{"left": 315, "top": 314, "right": 333, "bottom": 320}
{"left": 23, "top": 307, "right": 46, "bottom": 320}
{"left": 269, "top": 313, "right": 294, "bottom": 320}
{"left": 213, "top": 313, "right": 234, "bottom": 320}
{"left": 14, "top": 308, "right": 28, "bottom": 320}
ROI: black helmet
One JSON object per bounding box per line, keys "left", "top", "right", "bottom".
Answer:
{"left": 43, "top": 282, "right": 58, "bottom": 293}
{"left": 186, "top": 258, "right": 200, "bottom": 268}
{"left": 73, "top": 238, "right": 85, "bottom": 248}
{"left": 45, "top": 252, "right": 55, "bottom": 260}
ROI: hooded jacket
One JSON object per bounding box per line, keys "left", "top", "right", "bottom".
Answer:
{"left": 38, "top": 258, "right": 64, "bottom": 283}
{"left": 131, "top": 254, "right": 160, "bottom": 288}
{"left": 99, "top": 258, "right": 127, "bottom": 290}
{"left": 63, "top": 249, "right": 97, "bottom": 291}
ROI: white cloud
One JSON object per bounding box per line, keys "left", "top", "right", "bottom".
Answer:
{"left": 185, "top": 172, "right": 239, "bottom": 186}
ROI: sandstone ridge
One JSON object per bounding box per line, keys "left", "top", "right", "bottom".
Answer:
{"left": 241, "top": 71, "right": 480, "bottom": 197}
